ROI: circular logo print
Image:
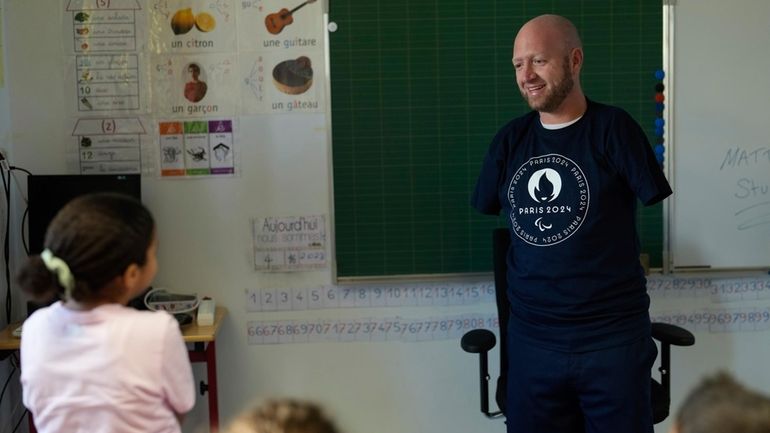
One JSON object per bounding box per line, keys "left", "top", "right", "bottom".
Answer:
{"left": 508, "top": 154, "right": 590, "bottom": 246}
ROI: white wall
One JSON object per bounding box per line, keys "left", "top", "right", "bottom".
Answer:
{"left": 1, "top": 2, "right": 769, "bottom": 433}
{"left": 648, "top": 271, "right": 770, "bottom": 433}
{"left": 0, "top": 2, "right": 28, "bottom": 431}
{"left": 0, "top": 1, "right": 499, "bottom": 433}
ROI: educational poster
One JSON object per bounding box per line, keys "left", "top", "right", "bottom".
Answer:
{"left": 151, "top": 53, "right": 238, "bottom": 116}
{"left": 240, "top": 50, "right": 325, "bottom": 114}
{"left": 244, "top": 281, "right": 496, "bottom": 312}
{"left": 63, "top": 0, "right": 146, "bottom": 54}
{"left": 147, "top": 0, "right": 238, "bottom": 178}
{"left": 147, "top": 0, "right": 235, "bottom": 54}
{"left": 71, "top": 117, "right": 148, "bottom": 174}
{"left": 252, "top": 215, "right": 327, "bottom": 271}
{"left": 158, "top": 118, "right": 235, "bottom": 176}
{"left": 647, "top": 274, "right": 770, "bottom": 334}
{"left": 62, "top": 0, "right": 150, "bottom": 175}
{"left": 239, "top": 0, "right": 325, "bottom": 114}
{"left": 240, "top": 274, "right": 770, "bottom": 345}
{"left": 66, "top": 54, "right": 149, "bottom": 114}
{"left": 62, "top": 0, "right": 150, "bottom": 114}
{"left": 238, "top": 0, "right": 322, "bottom": 46}
{"left": 55, "top": 0, "right": 327, "bottom": 178}
{"left": 246, "top": 313, "right": 499, "bottom": 345}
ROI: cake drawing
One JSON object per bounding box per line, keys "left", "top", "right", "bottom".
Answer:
{"left": 272, "top": 56, "right": 313, "bottom": 95}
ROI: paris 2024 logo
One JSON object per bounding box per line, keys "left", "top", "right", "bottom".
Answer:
{"left": 508, "top": 154, "right": 590, "bottom": 246}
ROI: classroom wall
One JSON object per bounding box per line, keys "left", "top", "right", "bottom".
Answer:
{"left": 1, "top": 36, "right": 27, "bottom": 433}
{"left": 1, "top": 1, "right": 28, "bottom": 428}
{"left": 1, "top": 2, "right": 769, "bottom": 433}
{"left": 0, "top": 1, "right": 497, "bottom": 433}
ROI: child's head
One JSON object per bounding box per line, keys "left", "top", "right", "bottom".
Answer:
{"left": 17, "top": 192, "right": 156, "bottom": 305}
{"left": 225, "top": 399, "right": 341, "bottom": 433}
{"left": 672, "top": 371, "right": 770, "bottom": 433}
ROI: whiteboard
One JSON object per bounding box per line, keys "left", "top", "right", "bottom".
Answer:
{"left": 671, "top": 0, "right": 770, "bottom": 269}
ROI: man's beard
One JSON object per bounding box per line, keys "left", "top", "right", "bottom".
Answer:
{"left": 520, "top": 60, "right": 574, "bottom": 113}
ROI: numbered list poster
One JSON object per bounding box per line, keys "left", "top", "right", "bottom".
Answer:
{"left": 63, "top": 0, "right": 150, "bottom": 174}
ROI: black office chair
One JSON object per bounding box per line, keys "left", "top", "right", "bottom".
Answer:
{"left": 461, "top": 228, "right": 695, "bottom": 423}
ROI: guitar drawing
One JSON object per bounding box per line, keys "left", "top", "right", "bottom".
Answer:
{"left": 264, "top": 0, "right": 317, "bottom": 35}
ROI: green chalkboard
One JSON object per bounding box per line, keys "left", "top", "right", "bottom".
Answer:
{"left": 330, "top": 1, "right": 663, "bottom": 278}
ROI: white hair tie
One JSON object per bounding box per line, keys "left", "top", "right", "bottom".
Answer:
{"left": 41, "top": 249, "right": 75, "bottom": 299}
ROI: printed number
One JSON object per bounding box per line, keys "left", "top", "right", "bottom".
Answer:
{"left": 96, "top": 0, "right": 111, "bottom": 7}
{"left": 102, "top": 119, "right": 116, "bottom": 134}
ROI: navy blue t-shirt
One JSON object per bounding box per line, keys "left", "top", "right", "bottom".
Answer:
{"left": 471, "top": 99, "right": 672, "bottom": 352}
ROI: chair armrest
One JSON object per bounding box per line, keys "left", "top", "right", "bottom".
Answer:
{"left": 461, "top": 329, "right": 496, "bottom": 353}
{"left": 651, "top": 323, "right": 695, "bottom": 346}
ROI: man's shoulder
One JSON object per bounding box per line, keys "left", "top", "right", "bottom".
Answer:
{"left": 587, "top": 99, "right": 634, "bottom": 122}
{"left": 494, "top": 110, "right": 539, "bottom": 140}
{"left": 505, "top": 109, "right": 539, "bottom": 128}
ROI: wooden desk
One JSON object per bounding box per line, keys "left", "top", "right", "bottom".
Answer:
{"left": 185, "top": 306, "right": 227, "bottom": 432}
{"left": 0, "top": 322, "right": 22, "bottom": 351}
{"left": 0, "top": 306, "right": 227, "bottom": 432}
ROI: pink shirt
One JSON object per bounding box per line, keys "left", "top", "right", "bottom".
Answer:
{"left": 21, "top": 302, "right": 195, "bottom": 433}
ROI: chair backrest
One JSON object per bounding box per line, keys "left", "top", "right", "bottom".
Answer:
{"left": 491, "top": 228, "right": 511, "bottom": 413}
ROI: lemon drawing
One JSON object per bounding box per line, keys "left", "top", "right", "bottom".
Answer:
{"left": 195, "top": 12, "right": 216, "bottom": 32}
{"left": 171, "top": 8, "right": 195, "bottom": 35}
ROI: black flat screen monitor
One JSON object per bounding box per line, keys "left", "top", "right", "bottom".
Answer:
{"left": 27, "top": 174, "right": 142, "bottom": 254}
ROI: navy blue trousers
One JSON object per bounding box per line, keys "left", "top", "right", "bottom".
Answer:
{"left": 505, "top": 334, "right": 657, "bottom": 433}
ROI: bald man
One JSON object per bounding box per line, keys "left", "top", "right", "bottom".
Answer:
{"left": 471, "top": 15, "right": 671, "bottom": 433}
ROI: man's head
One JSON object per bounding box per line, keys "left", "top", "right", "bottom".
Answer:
{"left": 512, "top": 14, "right": 584, "bottom": 115}
{"left": 672, "top": 371, "right": 770, "bottom": 433}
